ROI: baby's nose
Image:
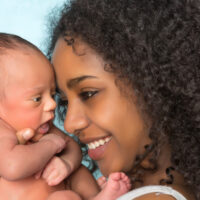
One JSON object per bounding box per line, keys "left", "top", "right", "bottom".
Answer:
{"left": 44, "top": 97, "right": 57, "bottom": 112}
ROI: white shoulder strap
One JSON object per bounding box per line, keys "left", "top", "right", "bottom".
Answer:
{"left": 117, "top": 185, "right": 187, "bottom": 200}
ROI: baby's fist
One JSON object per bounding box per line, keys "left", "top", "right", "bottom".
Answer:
{"left": 40, "top": 134, "right": 66, "bottom": 153}
{"left": 42, "top": 156, "right": 71, "bottom": 186}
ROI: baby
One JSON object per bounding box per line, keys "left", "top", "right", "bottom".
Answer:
{"left": 0, "top": 33, "right": 131, "bottom": 200}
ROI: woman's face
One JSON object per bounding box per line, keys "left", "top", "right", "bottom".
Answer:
{"left": 52, "top": 38, "right": 151, "bottom": 176}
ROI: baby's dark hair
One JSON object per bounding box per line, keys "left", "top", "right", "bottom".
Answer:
{"left": 47, "top": 0, "right": 200, "bottom": 198}
{"left": 0, "top": 32, "right": 40, "bottom": 54}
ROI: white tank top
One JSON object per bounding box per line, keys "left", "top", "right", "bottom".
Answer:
{"left": 117, "top": 185, "right": 187, "bottom": 200}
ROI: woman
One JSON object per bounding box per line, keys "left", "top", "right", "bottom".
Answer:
{"left": 47, "top": 0, "right": 200, "bottom": 199}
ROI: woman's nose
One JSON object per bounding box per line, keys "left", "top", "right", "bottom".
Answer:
{"left": 64, "top": 103, "right": 89, "bottom": 135}
{"left": 44, "top": 96, "right": 57, "bottom": 112}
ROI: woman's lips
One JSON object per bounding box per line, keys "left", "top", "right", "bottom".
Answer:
{"left": 87, "top": 136, "right": 112, "bottom": 160}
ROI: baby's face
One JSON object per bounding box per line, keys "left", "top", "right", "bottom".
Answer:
{"left": 0, "top": 49, "right": 56, "bottom": 141}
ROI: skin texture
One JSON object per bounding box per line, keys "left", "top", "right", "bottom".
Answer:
{"left": 0, "top": 42, "right": 130, "bottom": 200}
{"left": 0, "top": 47, "right": 82, "bottom": 200}
{"left": 0, "top": 49, "right": 67, "bottom": 180}
{"left": 52, "top": 38, "right": 152, "bottom": 177}
{"left": 0, "top": 49, "right": 56, "bottom": 133}
{"left": 47, "top": 170, "right": 131, "bottom": 200}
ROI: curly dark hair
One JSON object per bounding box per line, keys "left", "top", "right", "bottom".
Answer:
{"left": 47, "top": 0, "right": 200, "bottom": 198}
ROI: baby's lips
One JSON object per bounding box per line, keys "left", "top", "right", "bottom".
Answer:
{"left": 37, "top": 123, "right": 50, "bottom": 135}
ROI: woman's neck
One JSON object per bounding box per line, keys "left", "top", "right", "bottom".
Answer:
{"left": 141, "top": 143, "right": 195, "bottom": 199}
{"left": 142, "top": 143, "right": 182, "bottom": 185}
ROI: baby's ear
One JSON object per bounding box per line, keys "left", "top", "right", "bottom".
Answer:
{"left": 16, "top": 128, "right": 35, "bottom": 144}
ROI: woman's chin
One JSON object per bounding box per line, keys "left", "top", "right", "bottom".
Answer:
{"left": 98, "top": 162, "right": 118, "bottom": 177}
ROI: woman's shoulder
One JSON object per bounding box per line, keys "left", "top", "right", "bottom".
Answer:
{"left": 117, "top": 185, "right": 187, "bottom": 200}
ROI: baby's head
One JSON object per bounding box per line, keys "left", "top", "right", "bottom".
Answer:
{"left": 0, "top": 33, "right": 56, "bottom": 141}
{"left": 0, "top": 33, "right": 41, "bottom": 98}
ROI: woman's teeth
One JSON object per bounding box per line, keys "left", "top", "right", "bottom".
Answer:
{"left": 87, "top": 136, "right": 112, "bottom": 149}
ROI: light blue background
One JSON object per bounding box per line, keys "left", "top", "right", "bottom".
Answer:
{"left": 0, "top": 0, "right": 67, "bottom": 52}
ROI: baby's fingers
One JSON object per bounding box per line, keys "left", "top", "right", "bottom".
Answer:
{"left": 16, "top": 128, "right": 35, "bottom": 144}
{"left": 42, "top": 164, "right": 54, "bottom": 180}
{"left": 46, "top": 170, "right": 64, "bottom": 186}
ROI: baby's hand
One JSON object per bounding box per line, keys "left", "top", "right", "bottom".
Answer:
{"left": 36, "top": 156, "right": 71, "bottom": 186}
{"left": 40, "top": 133, "right": 66, "bottom": 153}
{"left": 16, "top": 128, "right": 35, "bottom": 144}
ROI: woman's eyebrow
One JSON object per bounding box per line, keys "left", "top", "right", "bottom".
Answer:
{"left": 67, "top": 75, "right": 97, "bottom": 89}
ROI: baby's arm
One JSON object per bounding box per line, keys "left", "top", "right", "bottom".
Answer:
{"left": 0, "top": 119, "right": 66, "bottom": 181}
{"left": 38, "top": 126, "right": 82, "bottom": 185}
{"left": 52, "top": 126, "right": 82, "bottom": 173}
{"left": 69, "top": 165, "right": 101, "bottom": 199}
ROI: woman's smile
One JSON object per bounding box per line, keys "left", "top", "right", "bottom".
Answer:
{"left": 87, "top": 136, "right": 112, "bottom": 149}
{"left": 86, "top": 136, "right": 112, "bottom": 160}
{"left": 52, "top": 38, "right": 150, "bottom": 175}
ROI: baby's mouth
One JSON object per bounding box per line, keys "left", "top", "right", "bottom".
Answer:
{"left": 37, "top": 121, "right": 52, "bottom": 135}
{"left": 30, "top": 121, "right": 53, "bottom": 142}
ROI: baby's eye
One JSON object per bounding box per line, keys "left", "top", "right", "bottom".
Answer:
{"left": 79, "top": 90, "right": 98, "bottom": 101}
{"left": 32, "top": 96, "right": 41, "bottom": 102}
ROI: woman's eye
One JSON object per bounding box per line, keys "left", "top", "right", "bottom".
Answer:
{"left": 79, "top": 91, "right": 98, "bottom": 101}
{"left": 32, "top": 96, "right": 41, "bottom": 102}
